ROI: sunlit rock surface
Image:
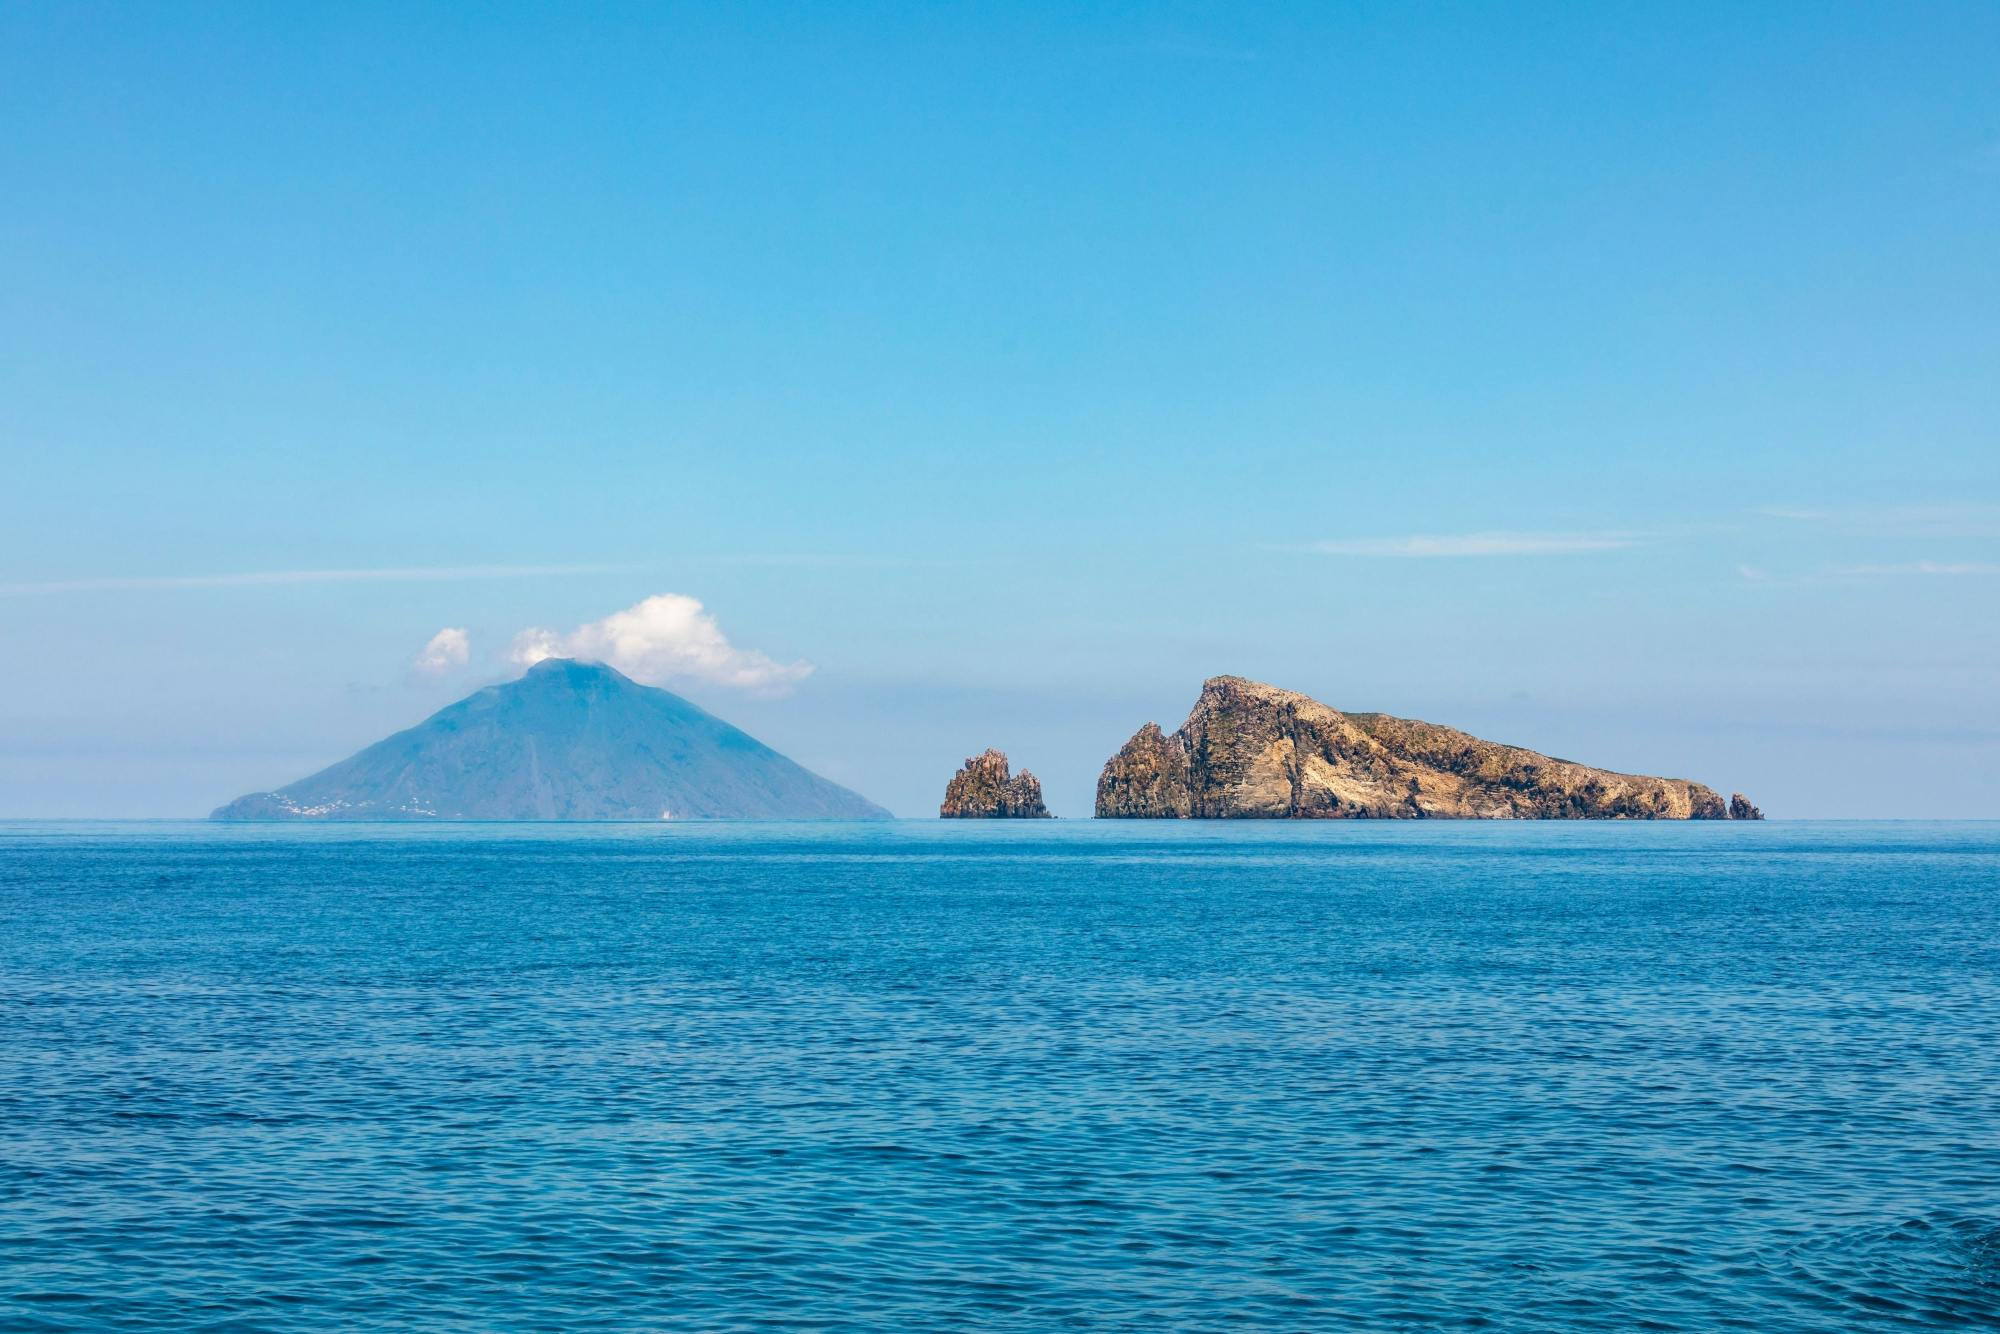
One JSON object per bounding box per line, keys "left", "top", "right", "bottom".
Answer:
{"left": 1097, "top": 676, "right": 1748, "bottom": 820}
{"left": 940, "top": 749, "right": 1052, "bottom": 818}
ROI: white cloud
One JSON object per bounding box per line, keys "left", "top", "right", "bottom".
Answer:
{"left": 1297, "top": 532, "right": 1637, "bottom": 558}
{"left": 509, "top": 627, "right": 563, "bottom": 665}
{"left": 1757, "top": 504, "right": 2000, "bottom": 538}
{"left": 1836, "top": 561, "right": 2000, "bottom": 577}
{"left": 508, "top": 593, "right": 812, "bottom": 693}
{"left": 0, "top": 563, "right": 625, "bottom": 597}
{"left": 414, "top": 627, "right": 471, "bottom": 675}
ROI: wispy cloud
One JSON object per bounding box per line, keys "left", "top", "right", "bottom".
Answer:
{"left": 509, "top": 593, "right": 812, "bottom": 695}
{"left": 1757, "top": 503, "right": 2000, "bottom": 539}
{"left": 1293, "top": 531, "right": 1639, "bottom": 558}
{"left": 708, "top": 553, "right": 908, "bottom": 569}
{"left": 0, "top": 563, "right": 623, "bottom": 597}
{"left": 1835, "top": 561, "right": 2000, "bottom": 577}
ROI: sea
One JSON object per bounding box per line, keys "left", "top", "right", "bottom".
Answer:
{"left": 2, "top": 819, "right": 1996, "bottom": 1331}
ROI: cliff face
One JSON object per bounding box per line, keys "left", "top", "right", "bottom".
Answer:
{"left": 1096, "top": 677, "right": 1750, "bottom": 820}
{"left": 941, "top": 749, "right": 1052, "bottom": 818}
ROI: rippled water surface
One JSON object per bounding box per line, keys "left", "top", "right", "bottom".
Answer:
{"left": 2, "top": 820, "right": 1997, "bottom": 1331}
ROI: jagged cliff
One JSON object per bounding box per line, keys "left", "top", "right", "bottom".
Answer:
{"left": 941, "top": 749, "right": 1052, "bottom": 818}
{"left": 1095, "top": 677, "right": 1757, "bottom": 820}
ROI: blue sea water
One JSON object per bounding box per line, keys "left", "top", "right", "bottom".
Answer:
{"left": 1, "top": 820, "right": 1996, "bottom": 1332}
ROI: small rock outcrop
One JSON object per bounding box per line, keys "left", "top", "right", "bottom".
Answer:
{"left": 941, "top": 749, "right": 1052, "bottom": 818}
{"left": 1096, "top": 677, "right": 1756, "bottom": 821}
{"left": 1729, "top": 793, "right": 1764, "bottom": 821}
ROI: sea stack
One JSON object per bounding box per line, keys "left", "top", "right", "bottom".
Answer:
{"left": 940, "top": 749, "right": 1052, "bottom": 818}
{"left": 1096, "top": 676, "right": 1754, "bottom": 820}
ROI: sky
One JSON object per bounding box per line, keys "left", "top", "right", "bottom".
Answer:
{"left": 2, "top": 2, "right": 1996, "bottom": 818}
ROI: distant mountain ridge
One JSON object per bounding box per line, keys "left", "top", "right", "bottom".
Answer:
{"left": 212, "top": 659, "right": 889, "bottom": 821}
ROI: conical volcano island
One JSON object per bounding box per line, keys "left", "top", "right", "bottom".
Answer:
{"left": 212, "top": 659, "right": 890, "bottom": 821}
{"left": 1097, "top": 676, "right": 1759, "bottom": 820}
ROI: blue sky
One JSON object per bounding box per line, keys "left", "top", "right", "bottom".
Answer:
{"left": 2, "top": 2, "right": 1996, "bottom": 817}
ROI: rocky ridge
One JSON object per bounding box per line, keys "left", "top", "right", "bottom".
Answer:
{"left": 941, "top": 749, "right": 1052, "bottom": 818}
{"left": 1096, "top": 676, "right": 1758, "bottom": 820}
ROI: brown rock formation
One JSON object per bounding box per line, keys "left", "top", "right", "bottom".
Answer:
{"left": 941, "top": 749, "right": 1052, "bottom": 819}
{"left": 1096, "top": 677, "right": 1753, "bottom": 820}
{"left": 1729, "top": 793, "right": 1764, "bottom": 820}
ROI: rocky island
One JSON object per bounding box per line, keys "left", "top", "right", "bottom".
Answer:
{"left": 1096, "top": 676, "right": 1761, "bottom": 820}
{"left": 940, "top": 749, "right": 1052, "bottom": 818}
